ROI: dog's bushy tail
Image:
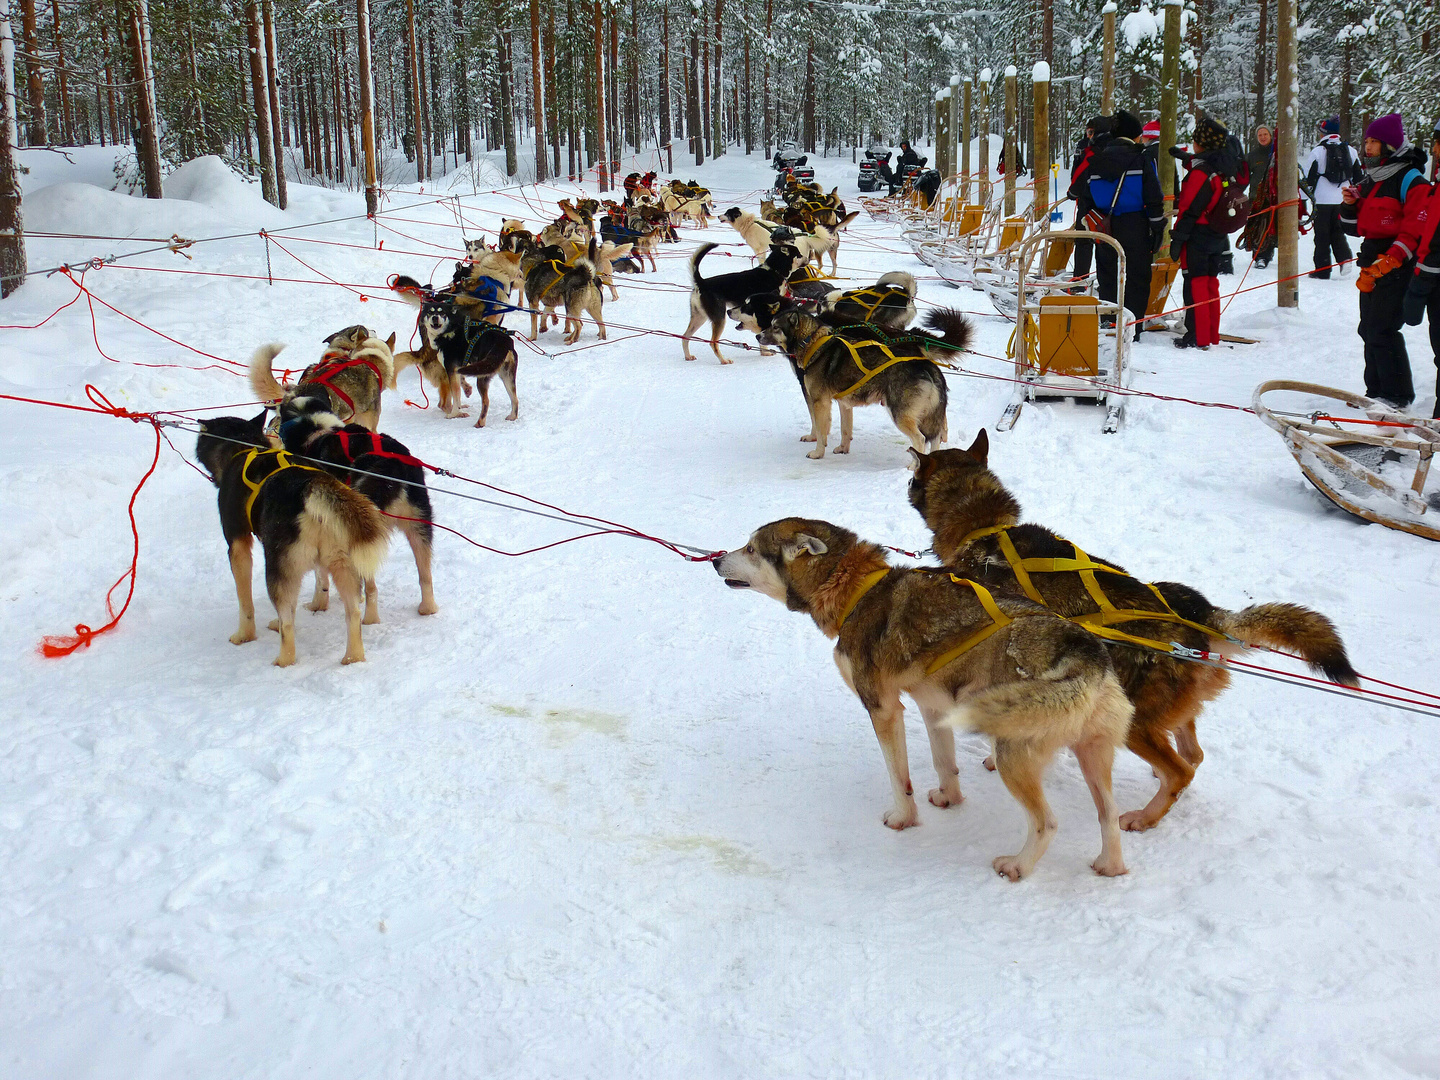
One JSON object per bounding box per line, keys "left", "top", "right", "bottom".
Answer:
{"left": 690, "top": 242, "right": 717, "bottom": 284}
{"left": 923, "top": 309, "right": 975, "bottom": 353}
{"left": 837, "top": 210, "right": 860, "bottom": 230}
{"left": 944, "top": 654, "right": 1132, "bottom": 748}
{"left": 248, "top": 343, "right": 288, "bottom": 403}
{"left": 390, "top": 275, "right": 428, "bottom": 309}
{"left": 304, "top": 477, "right": 390, "bottom": 581}
{"left": 1209, "top": 602, "right": 1359, "bottom": 686}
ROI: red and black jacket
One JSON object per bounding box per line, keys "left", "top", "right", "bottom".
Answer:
{"left": 1171, "top": 141, "right": 1248, "bottom": 256}
{"left": 1339, "top": 147, "right": 1431, "bottom": 268}
{"left": 1410, "top": 171, "right": 1440, "bottom": 280}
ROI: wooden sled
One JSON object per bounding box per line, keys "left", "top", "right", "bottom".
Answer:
{"left": 1253, "top": 380, "right": 1440, "bottom": 540}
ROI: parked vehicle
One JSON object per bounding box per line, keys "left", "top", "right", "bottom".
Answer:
{"left": 773, "top": 142, "right": 816, "bottom": 191}
{"left": 858, "top": 147, "right": 892, "bottom": 192}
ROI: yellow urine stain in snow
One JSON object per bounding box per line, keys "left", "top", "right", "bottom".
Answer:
{"left": 653, "top": 835, "right": 773, "bottom": 877}
{"left": 488, "top": 703, "right": 531, "bottom": 717}
{"left": 538, "top": 707, "right": 626, "bottom": 744}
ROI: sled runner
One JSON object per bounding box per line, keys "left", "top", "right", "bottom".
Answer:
{"left": 1253, "top": 380, "right": 1440, "bottom": 540}
{"left": 996, "top": 230, "right": 1130, "bottom": 434}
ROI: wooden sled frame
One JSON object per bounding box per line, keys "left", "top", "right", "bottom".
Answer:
{"left": 997, "top": 229, "right": 1130, "bottom": 434}
{"left": 1253, "top": 380, "right": 1440, "bottom": 540}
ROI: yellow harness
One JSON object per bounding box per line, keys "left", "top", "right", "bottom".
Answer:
{"left": 836, "top": 286, "right": 900, "bottom": 321}
{"left": 534, "top": 259, "right": 572, "bottom": 303}
{"left": 239, "top": 448, "right": 325, "bottom": 531}
{"left": 831, "top": 566, "right": 1015, "bottom": 675}
{"left": 960, "top": 525, "right": 1229, "bottom": 654}
{"left": 794, "top": 328, "right": 925, "bottom": 399}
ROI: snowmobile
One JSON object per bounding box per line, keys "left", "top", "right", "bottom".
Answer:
{"left": 773, "top": 142, "right": 815, "bottom": 192}
{"left": 858, "top": 147, "right": 892, "bottom": 192}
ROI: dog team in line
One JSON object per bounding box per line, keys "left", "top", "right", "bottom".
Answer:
{"left": 194, "top": 167, "right": 1356, "bottom": 881}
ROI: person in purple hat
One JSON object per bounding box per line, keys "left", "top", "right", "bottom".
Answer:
{"left": 1305, "top": 116, "right": 1362, "bottom": 278}
{"left": 1339, "top": 112, "right": 1431, "bottom": 409}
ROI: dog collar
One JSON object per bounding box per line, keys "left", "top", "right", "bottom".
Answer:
{"left": 834, "top": 569, "right": 890, "bottom": 630}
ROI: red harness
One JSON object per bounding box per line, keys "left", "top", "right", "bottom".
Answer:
{"left": 333, "top": 429, "right": 426, "bottom": 471}
{"left": 304, "top": 351, "right": 386, "bottom": 421}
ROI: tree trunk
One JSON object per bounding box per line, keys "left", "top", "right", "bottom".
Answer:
{"left": 530, "top": 0, "right": 545, "bottom": 180}
{"left": 712, "top": 0, "right": 724, "bottom": 157}
{"left": 340, "top": 32, "right": 357, "bottom": 171}
{"left": 417, "top": 27, "right": 430, "bottom": 174}
{"left": 296, "top": 69, "right": 311, "bottom": 170}
{"left": 317, "top": 69, "right": 332, "bottom": 181}
{"left": 104, "top": 61, "right": 118, "bottom": 145}
{"left": 245, "top": 0, "right": 277, "bottom": 202}
{"left": 404, "top": 0, "right": 423, "bottom": 178}
{"left": 1339, "top": 37, "right": 1351, "bottom": 145}
{"left": 0, "top": 0, "right": 26, "bottom": 295}
{"left": 608, "top": 5, "right": 619, "bottom": 164}
{"left": 592, "top": 0, "right": 607, "bottom": 187}
{"left": 262, "top": 0, "right": 286, "bottom": 204}
{"left": 49, "top": 0, "right": 71, "bottom": 143}
{"left": 762, "top": 0, "right": 770, "bottom": 155}
{"left": 545, "top": 1, "right": 558, "bottom": 173}
{"left": 498, "top": 29, "right": 517, "bottom": 177}
{"left": 742, "top": 5, "right": 750, "bottom": 154}
{"left": 426, "top": 25, "right": 441, "bottom": 160}
{"left": 802, "top": 13, "right": 814, "bottom": 153}
{"left": 660, "top": 5, "right": 671, "bottom": 157}
{"left": 330, "top": 30, "right": 346, "bottom": 183}
{"left": 566, "top": 0, "right": 577, "bottom": 177}
{"left": 1041, "top": 0, "right": 1053, "bottom": 68}
{"left": 357, "top": 0, "right": 377, "bottom": 212}
{"left": 688, "top": 21, "right": 701, "bottom": 165}
{"left": 19, "top": 0, "right": 41, "bottom": 144}
{"left": 1254, "top": 0, "right": 1268, "bottom": 127}
{"left": 128, "top": 0, "right": 160, "bottom": 196}
{"left": 701, "top": 38, "right": 710, "bottom": 158}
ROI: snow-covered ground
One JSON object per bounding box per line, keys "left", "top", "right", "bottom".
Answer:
{"left": 2, "top": 145, "right": 1439, "bottom": 1080}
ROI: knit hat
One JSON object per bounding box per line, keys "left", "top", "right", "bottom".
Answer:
{"left": 1318, "top": 116, "right": 1340, "bottom": 136}
{"left": 1364, "top": 113, "right": 1404, "bottom": 151}
{"left": 1141, "top": 120, "right": 1161, "bottom": 141}
{"left": 1112, "top": 110, "right": 1142, "bottom": 141}
{"left": 1194, "top": 113, "right": 1228, "bottom": 153}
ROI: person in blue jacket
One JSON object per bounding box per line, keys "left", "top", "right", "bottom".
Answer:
{"left": 1086, "top": 109, "right": 1166, "bottom": 338}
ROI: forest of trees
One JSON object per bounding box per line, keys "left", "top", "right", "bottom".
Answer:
{"left": 4, "top": 0, "right": 1440, "bottom": 199}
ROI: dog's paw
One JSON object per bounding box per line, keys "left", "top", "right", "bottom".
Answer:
{"left": 304, "top": 599, "right": 328, "bottom": 613}
{"left": 273, "top": 653, "right": 296, "bottom": 668}
{"left": 229, "top": 628, "right": 256, "bottom": 646}
{"left": 992, "top": 856, "right": 1026, "bottom": 881}
{"left": 505, "top": 410, "right": 518, "bottom": 421}
{"left": 882, "top": 805, "right": 919, "bottom": 830}
{"left": 833, "top": 444, "right": 850, "bottom": 454}
{"left": 472, "top": 416, "right": 487, "bottom": 428}
{"left": 341, "top": 649, "right": 366, "bottom": 665}
{"left": 266, "top": 618, "right": 280, "bottom": 632}
{"left": 928, "top": 786, "right": 963, "bottom": 809}
{"left": 361, "top": 612, "right": 380, "bottom": 626}
{"left": 806, "top": 448, "right": 825, "bottom": 460}
{"left": 800, "top": 433, "right": 817, "bottom": 442}
{"left": 417, "top": 600, "right": 439, "bottom": 616}
{"left": 1092, "top": 854, "right": 1128, "bottom": 877}
{"left": 983, "top": 754, "right": 996, "bottom": 772}
{"left": 1119, "top": 810, "right": 1158, "bottom": 832}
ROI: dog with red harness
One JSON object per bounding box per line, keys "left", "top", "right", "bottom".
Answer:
{"left": 271, "top": 387, "right": 439, "bottom": 621}
{"left": 249, "top": 328, "right": 396, "bottom": 432}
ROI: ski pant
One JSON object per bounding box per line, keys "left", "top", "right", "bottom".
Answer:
{"left": 1095, "top": 213, "right": 1152, "bottom": 331}
{"left": 1428, "top": 287, "right": 1440, "bottom": 417}
{"left": 1357, "top": 264, "right": 1415, "bottom": 407}
{"left": 1311, "top": 204, "right": 1353, "bottom": 276}
{"left": 1074, "top": 238, "right": 1094, "bottom": 279}
{"left": 1182, "top": 274, "right": 1222, "bottom": 347}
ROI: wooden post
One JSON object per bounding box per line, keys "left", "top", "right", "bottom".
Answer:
{"left": 960, "top": 76, "right": 972, "bottom": 201}
{"left": 934, "top": 90, "right": 949, "bottom": 178}
{"left": 1101, "top": 1, "right": 1116, "bottom": 113}
{"left": 1275, "top": 0, "right": 1298, "bottom": 307}
{"left": 593, "top": 0, "right": 608, "bottom": 188}
{"left": 1003, "top": 65, "right": 1016, "bottom": 215}
{"left": 356, "top": 0, "right": 377, "bottom": 213}
{"left": 1159, "top": 0, "right": 1181, "bottom": 227}
{"left": 948, "top": 74, "right": 959, "bottom": 179}
{"left": 1032, "top": 61, "right": 1049, "bottom": 223}
{"left": 0, "top": 0, "right": 26, "bottom": 295}
{"left": 978, "top": 68, "right": 991, "bottom": 205}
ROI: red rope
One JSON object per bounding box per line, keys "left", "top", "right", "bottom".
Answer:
{"left": 36, "top": 387, "right": 162, "bottom": 657}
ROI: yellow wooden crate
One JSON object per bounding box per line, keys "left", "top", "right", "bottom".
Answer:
{"left": 1033, "top": 294, "right": 1100, "bottom": 376}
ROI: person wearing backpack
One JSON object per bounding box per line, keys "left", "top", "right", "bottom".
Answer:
{"left": 1339, "top": 112, "right": 1431, "bottom": 409}
{"left": 1305, "top": 116, "right": 1363, "bottom": 279}
{"left": 1169, "top": 114, "right": 1250, "bottom": 349}
{"left": 1402, "top": 120, "right": 1440, "bottom": 417}
{"left": 1085, "top": 109, "right": 1166, "bottom": 338}
{"left": 1068, "top": 116, "right": 1110, "bottom": 282}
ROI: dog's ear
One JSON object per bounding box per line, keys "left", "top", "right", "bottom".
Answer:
{"left": 386, "top": 333, "right": 396, "bottom": 350}
{"left": 784, "top": 533, "right": 828, "bottom": 559}
{"left": 965, "top": 429, "right": 990, "bottom": 465}
{"left": 910, "top": 447, "right": 940, "bottom": 483}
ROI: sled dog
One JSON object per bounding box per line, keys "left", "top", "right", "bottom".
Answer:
{"left": 249, "top": 333, "right": 395, "bottom": 433}
{"left": 681, "top": 241, "right": 800, "bottom": 363}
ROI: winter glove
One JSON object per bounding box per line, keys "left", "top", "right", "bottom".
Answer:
{"left": 1169, "top": 238, "right": 1184, "bottom": 263}
{"left": 1403, "top": 274, "right": 1437, "bottom": 325}
{"left": 1357, "top": 253, "right": 1403, "bottom": 293}
{"left": 1149, "top": 221, "right": 1166, "bottom": 254}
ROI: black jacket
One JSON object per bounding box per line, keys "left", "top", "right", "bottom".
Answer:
{"left": 898, "top": 146, "right": 922, "bottom": 170}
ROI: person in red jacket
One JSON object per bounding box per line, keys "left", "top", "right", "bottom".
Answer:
{"left": 1402, "top": 120, "right": 1440, "bottom": 417}
{"left": 1170, "top": 114, "right": 1247, "bottom": 349}
{"left": 1340, "top": 112, "right": 1431, "bottom": 409}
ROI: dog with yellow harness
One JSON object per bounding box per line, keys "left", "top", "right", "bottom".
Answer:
{"left": 714, "top": 517, "right": 1134, "bottom": 880}
{"left": 523, "top": 240, "right": 606, "bottom": 344}
{"left": 753, "top": 306, "right": 972, "bottom": 459}
{"left": 194, "top": 411, "right": 389, "bottom": 667}
{"left": 908, "top": 432, "right": 1359, "bottom": 831}
{"left": 249, "top": 330, "right": 395, "bottom": 433}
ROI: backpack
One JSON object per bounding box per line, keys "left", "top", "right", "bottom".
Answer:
{"left": 1323, "top": 141, "right": 1349, "bottom": 185}
{"left": 1208, "top": 172, "right": 1251, "bottom": 234}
